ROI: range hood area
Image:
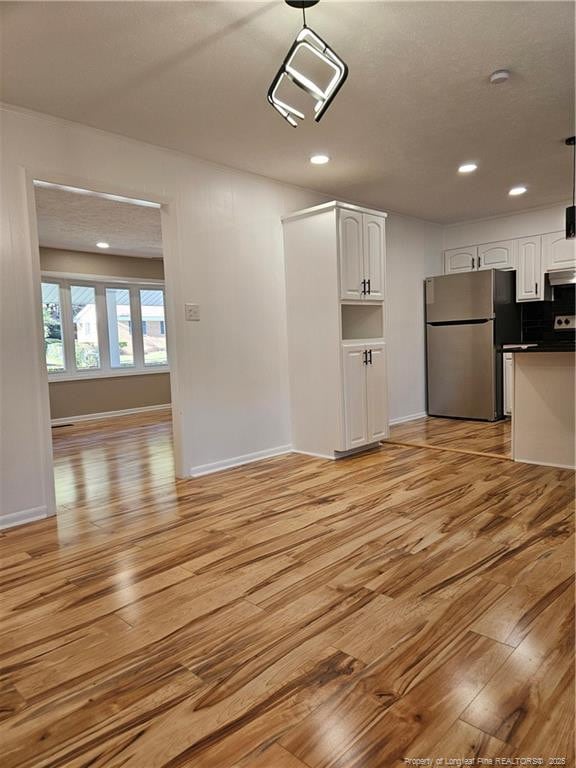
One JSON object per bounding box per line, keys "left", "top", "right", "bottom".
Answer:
{"left": 547, "top": 269, "right": 576, "bottom": 286}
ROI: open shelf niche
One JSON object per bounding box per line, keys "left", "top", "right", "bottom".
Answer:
{"left": 341, "top": 303, "right": 384, "bottom": 341}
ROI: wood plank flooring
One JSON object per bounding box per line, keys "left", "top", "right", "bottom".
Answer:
{"left": 388, "top": 415, "right": 512, "bottom": 459}
{"left": 1, "top": 411, "right": 573, "bottom": 767}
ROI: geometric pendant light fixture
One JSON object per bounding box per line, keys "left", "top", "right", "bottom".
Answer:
{"left": 267, "top": 0, "right": 348, "bottom": 127}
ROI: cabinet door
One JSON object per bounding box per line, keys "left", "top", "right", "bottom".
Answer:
{"left": 363, "top": 214, "right": 385, "bottom": 300}
{"left": 503, "top": 353, "right": 513, "bottom": 416}
{"left": 516, "top": 236, "right": 542, "bottom": 301}
{"left": 338, "top": 211, "right": 364, "bottom": 300}
{"left": 542, "top": 231, "right": 576, "bottom": 270}
{"left": 444, "top": 247, "right": 477, "bottom": 274}
{"left": 366, "top": 343, "right": 388, "bottom": 441}
{"left": 478, "top": 240, "right": 516, "bottom": 270}
{"left": 342, "top": 344, "right": 369, "bottom": 449}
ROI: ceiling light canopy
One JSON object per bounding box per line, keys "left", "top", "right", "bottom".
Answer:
{"left": 96, "top": 241, "right": 110, "bottom": 249}
{"left": 508, "top": 186, "right": 527, "bottom": 196}
{"left": 490, "top": 69, "right": 510, "bottom": 84}
{"left": 458, "top": 163, "right": 478, "bottom": 174}
{"left": 310, "top": 154, "right": 330, "bottom": 165}
{"left": 268, "top": 0, "right": 348, "bottom": 128}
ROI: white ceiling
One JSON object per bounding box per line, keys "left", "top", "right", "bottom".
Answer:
{"left": 2, "top": 1, "right": 574, "bottom": 223}
{"left": 34, "top": 186, "right": 163, "bottom": 258}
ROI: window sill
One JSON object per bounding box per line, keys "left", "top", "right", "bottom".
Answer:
{"left": 48, "top": 366, "right": 170, "bottom": 384}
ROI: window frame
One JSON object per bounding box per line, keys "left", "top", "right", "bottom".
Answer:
{"left": 41, "top": 274, "right": 169, "bottom": 382}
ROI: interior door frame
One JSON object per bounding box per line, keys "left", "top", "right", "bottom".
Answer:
{"left": 22, "top": 166, "right": 183, "bottom": 519}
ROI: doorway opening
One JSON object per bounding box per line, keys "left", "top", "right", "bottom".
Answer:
{"left": 33, "top": 180, "right": 176, "bottom": 518}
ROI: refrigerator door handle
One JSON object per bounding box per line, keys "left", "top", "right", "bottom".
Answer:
{"left": 427, "top": 318, "right": 491, "bottom": 327}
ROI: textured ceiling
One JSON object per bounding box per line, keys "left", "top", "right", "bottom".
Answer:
{"left": 2, "top": 1, "right": 574, "bottom": 223}
{"left": 34, "top": 186, "right": 163, "bottom": 258}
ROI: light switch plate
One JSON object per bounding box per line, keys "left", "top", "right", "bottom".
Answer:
{"left": 185, "top": 303, "right": 200, "bottom": 321}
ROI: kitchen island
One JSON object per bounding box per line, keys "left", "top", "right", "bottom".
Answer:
{"left": 506, "top": 348, "right": 575, "bottom": 469}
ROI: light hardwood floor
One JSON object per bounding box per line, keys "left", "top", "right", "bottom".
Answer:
{"left": 388, "top": 415, "right": 512, "bottom": 459}
{"left": 0, "top": 411, "right": 573, "bottom": 767}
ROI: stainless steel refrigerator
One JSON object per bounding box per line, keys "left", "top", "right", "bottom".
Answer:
{"left": 425, "top": 270, "right": 520, "bottom": 421}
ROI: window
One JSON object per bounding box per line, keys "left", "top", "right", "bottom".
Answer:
{"left": 71, "top": 285, "right": 100, "bottom": 370}
{"left": 140, "top": 289, "right": 168, "bottom": 366}
{"left": 106, "top": 287, "right": 134, "bottom": 368}
{"left": 42, "top": 282, "right": 65, "bottom": 372}
{"left": 40, "top": 277, "right": 169, "bottom": 379}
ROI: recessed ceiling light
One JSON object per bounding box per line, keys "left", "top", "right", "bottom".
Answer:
{"left": 96, "top": 241, "right": 110, "bottom": 249}
{"left": 458, "top": 163, "right": 478, "bottom": 174}
{"left": 310, "top": 154, "right": 330, "bottom": 165}
{"left": 509, "top": 186, "right": 527, "bottom": 196}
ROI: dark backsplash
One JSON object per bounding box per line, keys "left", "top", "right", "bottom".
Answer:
{"left": 521, "top": 284, "right": 576, "bottom": 344}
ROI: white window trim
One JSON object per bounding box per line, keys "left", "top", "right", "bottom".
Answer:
{"left": 42, "top": 275, "right": 170, "bottom": 383}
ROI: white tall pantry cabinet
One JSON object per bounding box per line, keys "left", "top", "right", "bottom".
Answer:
{"left": 282, "top": 202, "right": 389, "bottom": 459}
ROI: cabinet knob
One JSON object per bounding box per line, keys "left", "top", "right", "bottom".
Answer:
{"left": 367, "top": 279, "right": 371, "bottom": 294}
{"left": 361, "top": 279, "right": 367, "bottom": 295}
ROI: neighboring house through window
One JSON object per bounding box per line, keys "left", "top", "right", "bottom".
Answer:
{"left": 41, "top": 277, "right": 169, "bottom": 380}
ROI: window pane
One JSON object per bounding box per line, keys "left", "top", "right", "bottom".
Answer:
{"left": 42, "top": 282, "right": 65, "bottom": 372}
{"left": 71, "top": 285, "right": 100, "bottom": 370}
{"left": 106, "top": 288, "right": 134, "bottom": 367}
{"left": 140, "top": 289, "right": 167, "bottom": 366}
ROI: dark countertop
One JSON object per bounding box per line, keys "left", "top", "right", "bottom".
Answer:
{"left": 500, "top": 344, "right": 576, "bottom": 354}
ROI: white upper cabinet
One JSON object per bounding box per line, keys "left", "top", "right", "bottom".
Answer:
{"left": 444, "top": 247, "right": 477, "bottom": 274}
{"left": 363, "top": 215, "right": 386, "bottom": 300}
{"left": 338, "top": 210, "right": 386, "bottom": 301}
{"left": 338, "top": 211, "right": 364, "bottom": 300}
{"left": 543, "top": 231, "right": 576, "bottom": 270}
{"left": 517, "top": 236, "right": 543, "bottom": 301}
{"left": 478, "top": 240, "right": 516, "bottom": 270}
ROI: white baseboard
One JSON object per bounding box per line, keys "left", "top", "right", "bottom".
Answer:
{"left": 51, "top": 403, "right": 171, "bottom": 426}
{"left": 291, "top": 450, "right": 336, "bottom": 461}
{"left": 190, "top": 444, "right": 292, "bottom": 477}
{"left": 514, "top": 457, "right": 575, "bottom": 471}
{"left": 388, "top": 411, "right": 427, "bottom": 426}
{"left": 0, "top": 506, "right": 52, "bottom": 530}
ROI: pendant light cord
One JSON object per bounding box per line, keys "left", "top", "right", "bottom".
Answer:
{"left": 302, "top": 5, "right": 307, "bottom": 27}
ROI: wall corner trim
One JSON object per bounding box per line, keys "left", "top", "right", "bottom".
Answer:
{"left": 0, "top": 506, "right": 51, "bottom": 530}
{"left": 190, "top": 445, "right": 292, "bottom": 477}
{"left": 388, "top": 411, "right": 427, "bottom": 426}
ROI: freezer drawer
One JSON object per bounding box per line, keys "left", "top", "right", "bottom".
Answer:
{"left": 426, "top": 320, "right": 498, "bottom": 420}
{"left": 425, "top": 271, "right": 495, "bottom": 323}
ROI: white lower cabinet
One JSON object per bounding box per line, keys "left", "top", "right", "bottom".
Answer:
{"left": 503, "top": 353, "right": 513, "bottom": 416}
{"left": 366, "top": 344, "right": 389, "bottom": 441}
{"left": 342, "top": 342, "right": 388, "bottom": 450}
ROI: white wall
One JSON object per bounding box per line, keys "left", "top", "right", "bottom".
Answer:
{"left": 386, "top": 215, "right": 443, "bottom": 423}
{"left": 0, "top": 105, "right": 444, "bottom": 527}
{"left": 443, "top": 204, "right": 568, "bottom": 249}
{"left": 0, "top": 105, "right": 326, "bottom": 527}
